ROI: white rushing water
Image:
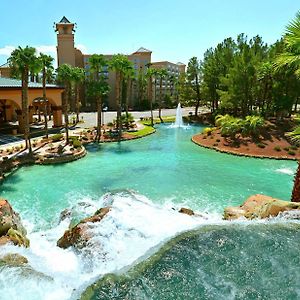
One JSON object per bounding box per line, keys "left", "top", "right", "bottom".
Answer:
{"left": 0, "top": 191, "right": 222, "bottom": 300}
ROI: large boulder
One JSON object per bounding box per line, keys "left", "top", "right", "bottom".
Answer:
{"left": 0, "top": 199, "right": 29, "bottom": 247}
{"left": 57, "top": 207, "right": 111, "bottom": 249}
{"left": 224, "top": 194, "right": 300, "bottom": 220}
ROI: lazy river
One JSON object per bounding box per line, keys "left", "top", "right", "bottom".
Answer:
{"left": 0, "top": 124, "right": 298, "bottom": 299}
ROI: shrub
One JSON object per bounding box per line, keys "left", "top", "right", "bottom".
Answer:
{"left": 241, "top": 115, "right": 265, "bottom": 137}
{"left": 72, "top": 139, "right": 82, "bottom": 148}
{"left": 216, "top": 139, "right": 221, "bottom": 142}
{"left": 290, "top": 145, "right": 298, "bottom": 150}
{"left": 274, "top": 146, "right": 281, "bottom": 152}
{"left": 203, "top": 127, "right": 214, "bottom": 136}
{"left": 288, "top": 150, "right": 296, "bottom": 156}
{"left": 283, "top": 147, "right": 290, "bottom": 151}
{"left": 51, "top": 134, "right": 63, "bottom": 142}
{"left": 215, "top": 115, "right": 242, "bottom": 139}
{"left": 213, "top": 143, "right": 219, "bottom": 147}
{"left": 256, "top": 142, "right": 265, "bottom": 148}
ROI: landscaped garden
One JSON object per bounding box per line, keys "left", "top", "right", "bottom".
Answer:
{"left": 1, "top": 7, "right": 300, "bottom": 300}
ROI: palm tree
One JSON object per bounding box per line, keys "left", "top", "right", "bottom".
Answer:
{"left": 8, "top": 46, "right": 40, "bottom": 154}
{"left": 71, "top": 67, "right": 85, "bottom": 123}
{"left": 275, "top": 11, "right": 300, "bottom": 77}
{"left": 157, "top": 68, "right": 168, "bottom": 122}
{"left": 168, "top": 74, "right": 177, "bottom": 98}
{"left": 57, "top": 64, "right": 73, "bottom": 145}
{"left": 276, "top": 11, "right": 300, "bottom": 202}
{"left": 146, "top": 68, "right": 158, "bottom": 126}
{"left": 109, "top": 54, "right": 133, "bottom": 142}
{"left": 39, "top": 53, "right": 54, "bottom": 139}
{"left": 88, "top": 54, "right": 109, "bottom": 142}
{"left": 124, "top": 65, "right": 135, "bottom": 128}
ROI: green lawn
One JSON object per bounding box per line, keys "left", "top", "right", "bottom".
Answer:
{"left": 142, "top": 116, "right": 176, "bottom": 126}
{"left": 126, "top": 125, "right": 155, "bottom": 137}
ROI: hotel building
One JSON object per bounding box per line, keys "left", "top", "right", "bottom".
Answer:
{"left": 55, "top": 16, "right": 186, "bottom": 109}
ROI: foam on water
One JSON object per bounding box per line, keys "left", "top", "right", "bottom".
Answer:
{"left": 276, "top": 167, "right": 295, "bottom": 175}
{"left": 0, "top": 191, "right": 223, "bottom": 300}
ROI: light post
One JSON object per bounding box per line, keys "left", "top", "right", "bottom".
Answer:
{"left": 102, "top": 106, "right": 108, "bottom": 132}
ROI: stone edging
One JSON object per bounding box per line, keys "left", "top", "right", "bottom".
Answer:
{"left": 191, "top": 135, "right": 298, "bottom": 161}
{"left": 36, "top": 147, "right": 87, "bottom": 165}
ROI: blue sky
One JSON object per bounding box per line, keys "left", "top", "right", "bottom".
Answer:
{"left": 0, "top": 0, "right": 299, "bottom": 66}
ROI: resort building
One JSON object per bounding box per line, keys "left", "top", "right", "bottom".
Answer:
{"left": 0, "top": 16, "right": 186, "bottom": 133}
{"left": 55, "top": 16, "right": 186, "bottom": 110}
{"left": 0, "top": 77, "right": 63, "bottom": 133}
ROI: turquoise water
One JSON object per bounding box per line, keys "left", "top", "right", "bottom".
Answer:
{"left": 0, "top": 124, "right": 295, "bottom": 228}
{"left": 82, "top": 223, "right": 300, "bottom": 300}
{"left": 0, "top": 124, "right": 298, "bottom": 300}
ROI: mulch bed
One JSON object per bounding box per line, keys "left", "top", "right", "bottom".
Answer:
{"left": 192, "top": 122, "right": 300, "bottom": 160}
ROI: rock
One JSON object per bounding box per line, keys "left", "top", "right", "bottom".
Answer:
{"left": 0, "top": 236, "right": 11, "bottom": 246}
{"left": 57, "top": 207, "right": 111, "bottom": 249}
{"left": 179, "top": 207, "right": 195, "bottom": 216}
{"left": 7, "top": 228, "right": 30, "bottom": 247}
{"left": 0, "top": 199, "right": 29, "bottom": 247}
{"left": 224, "top": 194, "right": 300, "bottom": 220}
{"left": 0, "top": 253, "right": 28, "bottom": 266}
{"left": 59, "top": 208, "right": 72, "bottom": 222}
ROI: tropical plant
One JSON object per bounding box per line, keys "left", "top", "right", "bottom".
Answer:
{"left": 275, "top": 11, "right": 300, "bottom": 202}
{"left": 8, "top": 46, "right": 41, "bottom": 154}
{"left": 109, "top": 54, "right": 133, "bottom": 141}
{"left": 215, "top": 114, "right": 242, "bottom": 139}
{"left": 57, "top": 64, "right": 73, "bottom": 145}
{"left": 156, "top": 68, "right": 168, "bottom": 122}
{"left": 275, "top": 11, "right": 300, "bottom": 77}
{"left": 145, "top": 68, "right": 158, "bottom": 126}
{"left": 87, "top": 54, "right": 109, "bottom": 142}
{"left": 241, "top": 116, "right": 265, "bottom": 138}
{"left": 39, "top": 53, "right": 54, "bottom": 138}
{"left": 124, "top": 65, "right": 135, "bottom": 128}
{"left": 120, "top": 113, "right": 134, "bottom": 129}
{"left": 71, "top": 67, "right": 85, "bottom": 123}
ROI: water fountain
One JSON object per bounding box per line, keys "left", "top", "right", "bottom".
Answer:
{"left": 174, "top": 103, "right": 184, "bottom": 127}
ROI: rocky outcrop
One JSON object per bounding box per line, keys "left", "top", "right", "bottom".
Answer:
{"left": 179, "top": 207, "right": 195, "bottom": 216}
{"left": 57, "top": 207, "right": 111, "bottom": 249}
{"left": 0, "top": 253, "right": 28, "bottom": 266}
{"left": 0, "top": 199, "right": 29, "bottom": 247}
{"left": 224, "top": 194, "right": 300, "bottom": 220}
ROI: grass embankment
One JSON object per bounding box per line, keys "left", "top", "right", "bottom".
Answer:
{"left": 126, "top": 125, "right": 155, "bottom": 137}
{"left": 127, "top": 116, "right": 176, "bottom": 138}
{"left": 142, "top": 116, "right": 176, "bottom": 126}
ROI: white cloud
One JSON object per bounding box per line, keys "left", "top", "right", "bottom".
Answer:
{"left": 75, "top": 44, "right": 88, "bottom": 54}
{"left": 0, "top": 45, "right": 16, "bottom": 56}
{"left": 36, "top": 45, "right": 56, "bottom": 55}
